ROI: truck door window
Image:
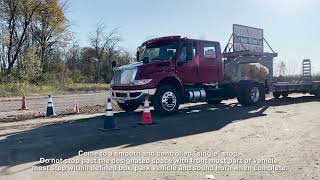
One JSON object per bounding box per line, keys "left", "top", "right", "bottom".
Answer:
{"left": 179, "top": 43, "right": 196, "bottom": 62}
{"left": 203, "top": 42, "right": 216, "bottom": 59}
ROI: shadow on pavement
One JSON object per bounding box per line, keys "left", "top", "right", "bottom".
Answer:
{"left": 0, "top": 96, "right": 318, "bottom": 175}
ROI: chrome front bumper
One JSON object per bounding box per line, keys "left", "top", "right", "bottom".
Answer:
{"left": 111, "top": 88, "right": 157, "bottom": 102}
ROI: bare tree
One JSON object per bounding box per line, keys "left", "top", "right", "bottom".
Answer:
{"left": 65, "top": 41, "right": 80, "bottom": 71}
{"left": 279, "top": 61, "right": 286, "bottom": 76}
{"left": 0, "top": 0, "right": 43, "bottom": 73}
{"left": 31, "top": 0, "right": 67, "bottom": 72}
{"left": 0, "top": 24, "right": 7, "bottom": 71}
{"left": 89, "top": 22, "right": 120, "bottom": 81}
{"left": 277, "top": 60, "right": 287, "bottom": 81}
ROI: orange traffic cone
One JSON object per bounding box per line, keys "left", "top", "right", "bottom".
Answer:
{"left": 140, "top": 96, "right": 154, "bottom": 125}
{"left": 20, "top": 95, "right": 29, "bottom": 110}
{"left": 73, "top": 100, "right": 80, "bottom": 114}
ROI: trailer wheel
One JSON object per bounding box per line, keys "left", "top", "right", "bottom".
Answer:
{"left": 153, "top": 85, "right": 181, "bottom": 114}
{"left": 273, "top": 92, "right": 281, "bottom": 99}
{"left": 281, "top": 92, "right": 289, "bottom": 98}
{"left": 237, "top": 82, "right": 263, "bottom": 106}
{"left": 117, "top": 102, "right": 140, "bottom": 112}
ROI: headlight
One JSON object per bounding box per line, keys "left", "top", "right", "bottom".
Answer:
{"left": 132, "top": 79, "right": 152, "bottom": 85}
{"left": 119, "top": 68, "right": 138, "bottom": 85}
{"left": 121, "top": 70, "right": 133, "bottom": 84}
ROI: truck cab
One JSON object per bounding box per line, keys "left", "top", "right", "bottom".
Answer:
{"left": 111, "top": 36, "right": 263, "bottom": 114}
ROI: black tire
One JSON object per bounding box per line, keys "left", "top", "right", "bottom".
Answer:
{"left": 260, "top": 85, "right": 266, "bottom": 102}
{"left": 273, "top": 92, "right": 281, "bottom": 99}
{"left": 117, "top": 102, "right": 140, "bottom": 112}
{"left": 281, "top": 92, "right": 289, "bottom": 98}
{"left": 207, "top": 99, "right": 222, "bottom": 105}
{"left": 153, "top": 85, "right": 181, "bottom": 114}
{"left": 237, "top": 81, "right": 263, "bottom": 106}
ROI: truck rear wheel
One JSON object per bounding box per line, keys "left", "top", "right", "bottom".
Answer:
{"left": 237, "top": 82, "right": 263, "bottom": 106}
{"left": 153, "top": 85, "right": 180, "bottom": 114}
{"left": 117, "top": 102, "right": 140, "bottom": 112}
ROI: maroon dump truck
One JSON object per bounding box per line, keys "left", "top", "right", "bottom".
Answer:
{"left": 111, "top": 35, "right": 320, "bottom": 114}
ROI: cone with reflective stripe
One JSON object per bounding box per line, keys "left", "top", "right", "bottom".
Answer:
{"left": 140, "top": 96, "right": 154, "bottom": 125}
{"left": 46, "top": 95, "right": 55, "bottom": 117}
{"left": 99, "top": 97, "right": 119, "bottom": 131}
{"left": 20, "top": 95, "right": 29, "bottom": 110}
{"left": 73, "top": 100, "right": 80, "bottom": 114}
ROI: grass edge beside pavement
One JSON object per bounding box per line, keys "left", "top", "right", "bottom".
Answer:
{"left": 0, "top": 83, "right": 110, "bottom": 98}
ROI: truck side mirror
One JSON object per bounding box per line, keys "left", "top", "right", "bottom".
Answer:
{"left": 136, "top": 51, "right": 140, "bottom": 62}
{"left": 142, "top": 57, "right": 150, "bottom": 64}
{"left": 112, "top": 61, "right": 117, "bottom": 68}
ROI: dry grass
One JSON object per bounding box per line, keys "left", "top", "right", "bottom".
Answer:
{"left": 0, "top": 83, "right": 110, "bottom": 97}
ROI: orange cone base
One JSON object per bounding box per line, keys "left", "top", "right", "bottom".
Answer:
{"left": 139, "top": 112, "right": 156, "bottom": 126}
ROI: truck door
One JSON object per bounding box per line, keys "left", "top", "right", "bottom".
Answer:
{"left": 176, "top": 41, "right": 198, "bottom": 84}
{"left": 199, "top": 41, "right": 221, "bottom": 83}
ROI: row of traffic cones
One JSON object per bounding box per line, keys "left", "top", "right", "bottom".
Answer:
{"left": 100, "top": 96, "right": 154, "bottom": 131}
{"left": 20, "top": 94, "right": 154, "bottom": 130}
{"left": 19, "top": 95, "right": 80, "bottom": 117}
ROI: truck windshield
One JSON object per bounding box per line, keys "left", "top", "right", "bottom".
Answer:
{"left": 138, "top": 42, "right": 177, "bottom": 62}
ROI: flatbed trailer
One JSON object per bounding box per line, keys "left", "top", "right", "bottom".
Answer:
{"left": 272, "top": 81, "right": 320, "bottom": 98}
{"left": 270, "top": 59, "right": 320, "bottom": 98}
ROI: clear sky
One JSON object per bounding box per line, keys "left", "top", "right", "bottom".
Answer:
{"left": 67, "top": 0, "right": 320, "bottom": 74}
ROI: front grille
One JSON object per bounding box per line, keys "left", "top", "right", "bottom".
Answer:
{"left": 116, "top": 93, "right": 127, "bottom": 98}
{"left": 113, "top": 70, "right": 122, "bottom": 85}
{"left": 130, "top": 92, "right": 141, "bottom": 98}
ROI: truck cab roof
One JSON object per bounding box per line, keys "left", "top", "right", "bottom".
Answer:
{"left": 142, "top": 36, "right": 220, "bottom": 46}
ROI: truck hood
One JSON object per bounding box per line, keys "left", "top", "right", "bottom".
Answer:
{"left": 116, "top": 62, "right": 143, "bottom": 70}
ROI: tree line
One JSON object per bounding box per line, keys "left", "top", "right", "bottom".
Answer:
{"left": 0, "top": 0, "right": 131, "bottom": 85}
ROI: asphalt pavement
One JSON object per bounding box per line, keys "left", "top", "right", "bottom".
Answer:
{"left": 0, "top": 95, "right": 319, "bottom": 180}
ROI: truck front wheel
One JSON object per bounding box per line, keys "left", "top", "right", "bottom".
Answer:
{"left": 153, "top": 85, "right": 181, "bottom": 114}
{"left": 117, "top": 102, "right": 140, "bottom": 112}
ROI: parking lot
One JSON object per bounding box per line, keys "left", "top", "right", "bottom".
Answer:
{"left": 0, "top": 95, "right": 319, "bottom": 180}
